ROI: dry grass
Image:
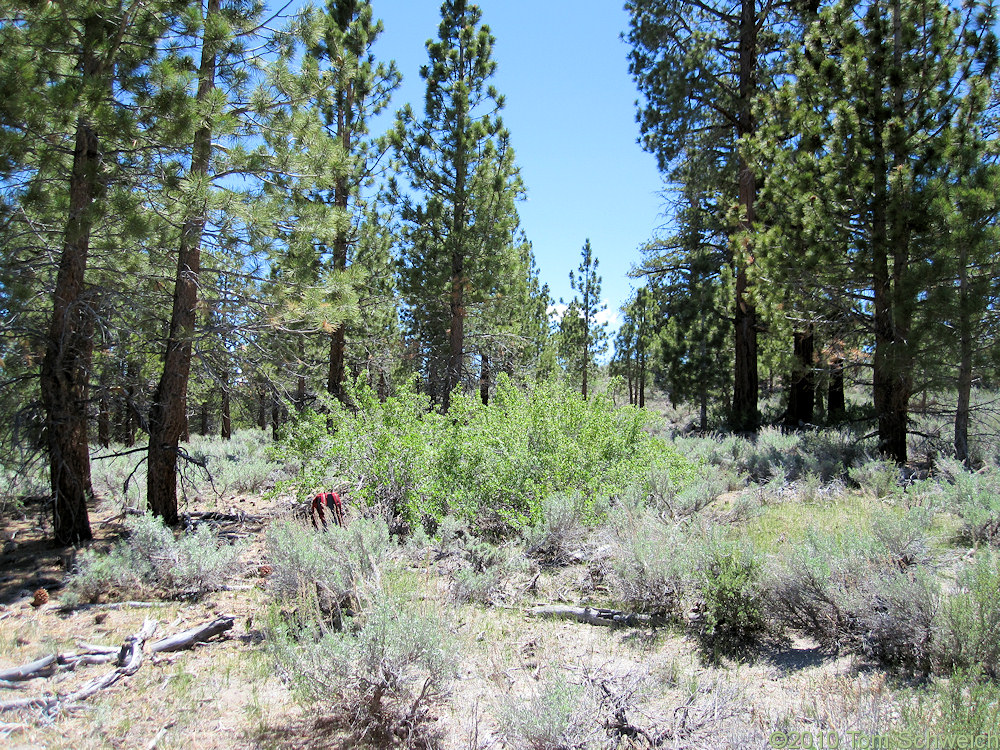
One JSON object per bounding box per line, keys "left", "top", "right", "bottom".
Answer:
{"left": 0, "top": 484, "right": 977, "bottom": 750}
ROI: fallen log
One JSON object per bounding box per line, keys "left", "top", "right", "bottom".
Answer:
{"left": 0, "top": 614, "right": 234, "bottom": 716}
{"left": 0, "top": 618, "right": 157, "bottom": 714}
{"left": 0, "top": 655, "right": 57, "bottom": 682}
{"left": 527, "top": 604, "right": 668, "bottom": 628}
{"left": 150, "top": 615, "right": 234, "bottom": 653}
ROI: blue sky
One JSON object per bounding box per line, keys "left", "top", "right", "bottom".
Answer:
{"left": 368, "top": 0, "right": 668, "bottom": 330}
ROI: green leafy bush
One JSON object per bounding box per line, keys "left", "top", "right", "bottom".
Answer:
{"left": 275, "top": 376, "right": 695, "bottom": 532}
{"left": 68, "top": 514, "right": 242, "bottom": 602}
{"left": 691, "top": 535, "right": 768, "bottom": 661}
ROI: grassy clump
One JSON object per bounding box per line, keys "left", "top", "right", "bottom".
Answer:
{"left": 67, "top": 514, "right": 242, "bottom": 603}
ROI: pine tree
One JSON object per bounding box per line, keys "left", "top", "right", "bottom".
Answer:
{"left": 392, "top": 0, "right": 523, "bottom": 411}
{"left": 564, "top": 240, "right": 608, "bottom": 398}
{"left": 296, "top": 0, "right": 401, "bottom": 404}
{"left": 750, "top": 0, "right": 999, "bottom": 462}
{"left": 625, "top": 0, "right": 795, "bottom": 431}
{"left": 4, "top": 0, "right": 187, "bottom": 543}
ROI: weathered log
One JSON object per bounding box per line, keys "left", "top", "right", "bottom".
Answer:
{"left": 0, "top": 655, "right": 57, "bottom": 682}
{"left": 150, "top": 615, "right": 234, "bottom": 653}
{"left": 0, "top": 618, "right": 157, "bottom": 714}
{"left": 527, "top": 604, "right": 667, "bottom": 628}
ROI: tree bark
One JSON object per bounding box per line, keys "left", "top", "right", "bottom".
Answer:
{"left": 828, "top": 356, "right": 846, "bottom": 421}
{"left": 39, "top": 18, "right": 106, "bottom": 544}
{"left": 955, "top": 191, "right": 973, "bottom": 463}
{"left": 147, "top": 0, "right": 220, "bottom": 525}
{"left": 731, "top": 0, "right": 759, "bottom": 433}
{"left": 220, "top": 372, "right": 231, "bottom": 440}
{"left": 479, "top": 352, "right": 490, "bottom": 405}
{"left": 786, "top": 327, "right": 815, "bottom": 427}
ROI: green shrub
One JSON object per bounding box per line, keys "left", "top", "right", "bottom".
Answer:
{"left": 68, "top": 514, "right": 242, "bottom": 602}
{"left": 691, "top": 535, "right": 768, "bottom": 661}
{"left": 275, "top": 376, "right": 696, "bottom": 531}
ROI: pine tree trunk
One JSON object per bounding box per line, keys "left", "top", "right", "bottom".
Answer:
{"left": 731, "top": 0, "right": 759, "bottom": 433}
{"left": 147, "top": 0, "right": 219, "bottom": 525}
{"left": 638, "top": 352, "right": 646, "bottom": 408}
{"left": 480, "top": 353, "right": 490, "bottom": 406}
{"left": 827, "top": 357, "right": 846, "bottom": 421}
{"left": 786, "top": 328, "right": 815, "bottom": 427}
{"left": 40, "top": 20, "right": 105, "bottom": 544}
{"left": 955, "top": 192, "right": 973, "bottom": 463}
{"left": 271, "top": 398, "right": 281, "bottom": 441}
{"left": 871, "top": 0, "right": 911, "bottom": 464}
{"left": 221, "top": 383, "right": 231, "bottom": 440}
{"left": 119, "top": 360, "right": 138, "bottom": 446}
{"left": 97, "top": 366, "right": 111, "bottom": 449}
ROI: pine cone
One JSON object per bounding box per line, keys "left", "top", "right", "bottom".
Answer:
{"left": 31, "top": 588, "right": 49, "bottom": 608}
{"left": 258, "top": 565, "right": 273, "bottom": 577}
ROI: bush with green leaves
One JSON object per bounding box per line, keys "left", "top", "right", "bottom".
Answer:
{"left": 691, "top": 534, "right": 768, "bottom": 661}
{"left": 68, "top": 514, "right": 242, "bottom": 602}
{"left": 274, "top": 375, "right": 695, "bottom": 532}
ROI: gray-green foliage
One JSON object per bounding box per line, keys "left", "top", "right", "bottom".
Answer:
{"left": 766, "top": 512, "right": 939, "bottom": 675}
{"left": 268, "top": 585, "right": 455, "bottom": 738}
{"left": 604, "top": 508, "right": 688, "bottom": 618}
{"left": 493, "top": 670, "right": 600, "bottom": 750}
{"left": 452, "top": 538, "right": 527, "bottom": 605}
{"left": 265, "top": 513, "right": 453, "bottom": 739}
{"left": 936, "top": 459, "right": 1000, "bottom": 544}
{"left": 68, "top": 514, "right": 242, "bottom": 602}
{"left": 266, "top": 517, "right": 392, "bottom": 610}
{"left": 934, "top": 551, "right": 1000, "bottom": 677}
{"left": 523, "top": 493, "right": 593, "bottom": 566}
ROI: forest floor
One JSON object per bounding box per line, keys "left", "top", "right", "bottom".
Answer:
{"left": 0, "top": 484, "right": 935, "bottom": 750}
